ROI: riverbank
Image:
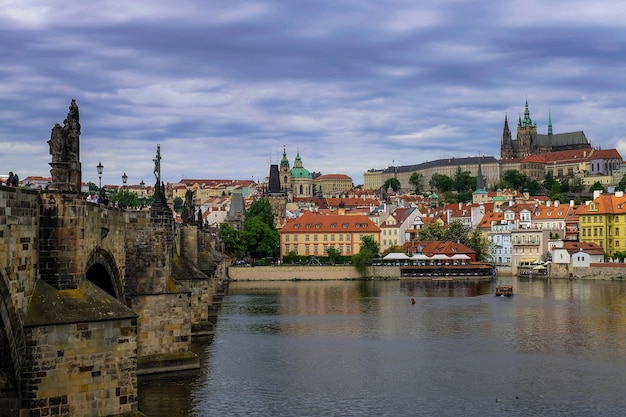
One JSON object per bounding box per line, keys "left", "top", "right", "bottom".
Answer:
{"left": 228, "top": 265, "right": 495, "bottom": 281}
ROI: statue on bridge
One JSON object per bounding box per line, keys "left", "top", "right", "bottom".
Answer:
{"left": 48, "top": 99, "right": 82, "bottom": 191}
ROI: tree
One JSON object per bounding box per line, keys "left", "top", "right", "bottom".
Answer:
{"left": 246, "top": 198, "right": 275, "bottom": 228}
{"left": 285, "top": 250, "right": 299, "bottom": 264}
{"left": 326, "top": 247, "right": 341, "bottom": 265}
{"left": 453, "top": 167, "right": 472, "bottom": 192}
{"left": 173, "top": 197, "right": 184, "bottom": 212}
{"left": 240, "top": 216, "right": 279, "bottom": 259}
{"left": 417, "top": 222, "right": 444, "bottom": 241}
{"left": 383, "top": 177, "right": 401, "bottom": 192}
{"left": 543, "top": 172, "right": 555, "bottom": 192}
{"left": 409, "top": 172, "right": 423, "bottom": 194}
{"left": 502, "top": 169, "right": 528, "bottom": 191}
{"left": 352, "top": 235, "right": 379, "bottom": 276}
{"left": 443, "top": 220, "right": 469, "bottom": 245}
{"left": 110, "top": 190, "right": 139, "bottom": 208}
{"left": 570, "top": 176, "right": 585, "bottom": 193}
{"left": 589, "top": 181, "right": 605, "bottom": 194}
{"left": 467, "top": 229, "right": 490, "bottom": 262}
{"left": 218, "top": 222, "right": 244, "bottom": 256}
{"left": 429, "top": 173, "right": 454, "bottom": 193}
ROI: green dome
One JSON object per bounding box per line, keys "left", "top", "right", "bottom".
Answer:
{"left": 291, "top": 167, "right": 312, "bottom": 178}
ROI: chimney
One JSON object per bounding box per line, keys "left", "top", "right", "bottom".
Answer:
{"left": 555, "top": 200, "right": 560, "bottom": 207}
{"left": 617, "top": 191, "right": 624, "bottom": 198}
{"left": 593, "top": 189, "right": 602, "bottom": 200}
{"left": 547, "top": 200, "right": 551, "bottom": 207}
{"left": 570, "top": 200, "right": 574, "bottom": 207}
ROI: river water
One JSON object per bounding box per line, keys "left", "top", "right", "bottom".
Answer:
{"left": 138, "top": 276, "right": 626, "bottom": 416}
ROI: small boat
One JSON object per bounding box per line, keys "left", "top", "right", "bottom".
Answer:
{"left": 495, "top": 285, "right": 514, "bottom": 297}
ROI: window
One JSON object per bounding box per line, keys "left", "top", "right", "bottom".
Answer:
{"left": 294, "top": 235, "right": 298, "bottom": 241}
{"left": 306, "top": 235, "right": 310, "bottom": 241}
{"left": 324, "top": 235, "right": 328, "bottom": 241}
{"left": 285, "top": 235, "right": 290, "bottom": 241}
{"left": 331, "top": 235, "right": 335, "bottom": 241}
{"left": 314, "top": 235, "right": 318, "bottom": 241}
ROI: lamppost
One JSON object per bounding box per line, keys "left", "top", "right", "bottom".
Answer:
{"left": 122, "top": 172, "right": 128, "bottom": 208}
{"left": 96, "top": 162, "right": 104, "bottom": 201}
{"left": 139, "top": 179, "right": 145, "bottom": 209}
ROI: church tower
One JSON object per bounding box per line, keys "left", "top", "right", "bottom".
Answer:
{"left": 279, "top": 146, "right": 292, "bottom": 200}
{"left": 500, "top": 114, "right": 514, "bottom": 159}
{"left": 291, "top": 149, "right": 314, "bottom": 198}
{"left": 516, "top": 100, "right": 537, "bottom": 157}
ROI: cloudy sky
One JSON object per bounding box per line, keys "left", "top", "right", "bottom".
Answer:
{"left": 2, "top": 1, "right": 626, "bottom": 187}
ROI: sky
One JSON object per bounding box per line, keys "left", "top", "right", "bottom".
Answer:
{"left": 2, "top": 1, "right": 626, "bottom": 188}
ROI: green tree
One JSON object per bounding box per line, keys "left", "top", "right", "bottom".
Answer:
{"left": 110, "top": 190, "right": 139, "bottom": 208}
{"left": 502, "top": 169, "right": 528, "bottom": 191}
{"left": 173, "top": 197, "right": 184, "bottom": 212}
{"left": 443, "top": 220, "right": 469, "bottom": 245}
{"left": 285, "top": 250, "right": 299, "bottom": 264}
{"left": 383, "top": 177, "right": 401, "bottom": 192}
{"left": 240, "top": 216, "right": 279, "bottom": 259}
{"left": 429, "top": 173, "right": 454, "bottom": 193}
{"left": 352, "top": 235, "right": 379, "bottom": 276}
{"left": 218, "top": 222, "right": 244, "bottom": 256}
{"left": 409, "top": 172, "right": 423, "bottom": 194}
{"left": 527, "top": 179, "right": 540, "bottom": 195}
{"left": 589, "top": 181, "right": 605, "bottom": 194}
{"left": 543, "top": 172, "right": 555, "bottom": 192}
{"left": 453, "top": 167, "right": 472, "bottom": 192}
{"left": 326, "top": 246, "right": 341, "bottom": 265}
{"left": 570, "top": 176, "right": 585, "bottom": 193}
{"left": 417, "top": 222, "right": 445, "bottom": 241}
{"left": 246, "top": 198, "right": 275, "bottom": 228}
{"left": 467, "top": 229, "right": 490, "bottom": 262}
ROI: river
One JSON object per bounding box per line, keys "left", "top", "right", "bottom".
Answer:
{"left": 138, "top": 276, "right": 626, "bottom": 416}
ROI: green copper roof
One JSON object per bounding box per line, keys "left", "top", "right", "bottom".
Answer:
{"left": 280, "top": 145, "right": 290, "bottom": 168}
{"left": 291, "top": 167, "right": 312, "bottom": 178}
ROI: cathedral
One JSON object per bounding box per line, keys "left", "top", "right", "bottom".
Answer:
{"left": 500, "top": 100, "right": 591, "bottom": 159}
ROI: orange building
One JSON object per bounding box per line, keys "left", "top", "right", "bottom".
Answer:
{"left": 279, "top": 211, "right": 380, "bottom": 259}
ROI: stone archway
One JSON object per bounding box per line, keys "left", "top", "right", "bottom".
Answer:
{"left": 0, "top": 270, "right": 22, "bottom": 416}
{"left": 85, "top": 248, "right": 124, "bottom": 301}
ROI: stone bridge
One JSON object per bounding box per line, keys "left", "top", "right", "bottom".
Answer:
{"left": 0, "top": 101, "right": 228, "bottom": 417}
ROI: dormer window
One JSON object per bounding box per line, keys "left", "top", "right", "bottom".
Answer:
{"left": 315, "top": 224, "right": 321, "bottom": 229}
{"left": 330, "top": 223, "right": 336, "bottom": 228}
{"left": 294, "top": 224, "right": 300, "bottom": 229}
{"left": 342, "top": 223, "right": 348, "bottom": 228}
{"left": 306, "top": 224, "right": 312, "bottom": 229}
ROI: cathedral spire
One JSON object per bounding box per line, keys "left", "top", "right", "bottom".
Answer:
{"left": 521, "top": 99, "right": 534, "bottom": 127}
{"left": 280, "top": 145, "right": 289, "bottom": 168}
{"left": 548, "top": 110, "right": 553, "bottom": 137}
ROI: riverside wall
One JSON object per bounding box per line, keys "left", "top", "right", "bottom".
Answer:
{"left": 228, "top": 266, "right": 401, "bottom": 281}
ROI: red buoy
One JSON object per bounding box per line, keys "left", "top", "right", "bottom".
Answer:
{"left": 411, "top": 297, "right": 416, "bottom": 305}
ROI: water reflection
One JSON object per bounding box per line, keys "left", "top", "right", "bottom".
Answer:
{"left": 139, "top": 277, "right": 626, "bottom": 417}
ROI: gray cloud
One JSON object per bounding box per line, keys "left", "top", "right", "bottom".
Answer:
{"left": 2, "top": 1, "right": 626, "bottom": 187}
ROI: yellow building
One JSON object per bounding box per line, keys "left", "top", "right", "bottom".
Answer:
{"left": 314, "top": 174, "right": 353, "bottom": 196}
{"left": 279, "top": 211, "right": 380, "bottom": 259}
{"left": 579, "top": 191, "right": 626, "bottom": 257}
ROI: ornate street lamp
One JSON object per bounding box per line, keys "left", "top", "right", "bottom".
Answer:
{"left": 97, "top": 161, "right": 103, "bottom": 190}
{"left": 97, "top": 162, "right": 104, "bottom": 201}
{"left": 139, "top": 179, "right": 145, "bottom": 208}
{"left": 122, "top": 172, "right": 128, "bottom": 208}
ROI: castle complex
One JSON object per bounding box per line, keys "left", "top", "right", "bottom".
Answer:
{"left": 500, "top": 100, "right": 591, "bottom": 159}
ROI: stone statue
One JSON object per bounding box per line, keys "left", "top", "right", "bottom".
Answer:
{"left": 48, "top": 99, "right": 82, "bottom": 191}
{"left": 197, "top": 208, "right": 203, "bottom": 230}
{"left": 182, "top": 189, "right": 195, "bottom": 224}
{"left": 153, "top": 144, "right": 161, "bottom": 186}
{"left": 48, "top": 124, "right": 64, "bottom": 163}
{"left": 62, "top": 99, "right": 80, "bottom": 162}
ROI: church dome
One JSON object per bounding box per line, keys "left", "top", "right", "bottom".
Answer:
{"left": 291, "top": 167, "right": 312, "bottom": 178}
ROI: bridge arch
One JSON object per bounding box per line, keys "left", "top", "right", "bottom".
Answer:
{"left": 85, "top": 248, "right": 125, "bottom": 301}
{"left": 0, "top": 269, "right": 23, "bottom": 414}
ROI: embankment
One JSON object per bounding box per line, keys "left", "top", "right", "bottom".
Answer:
{"left": 228, "top": 265, "right": 400, "bottom": 281}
